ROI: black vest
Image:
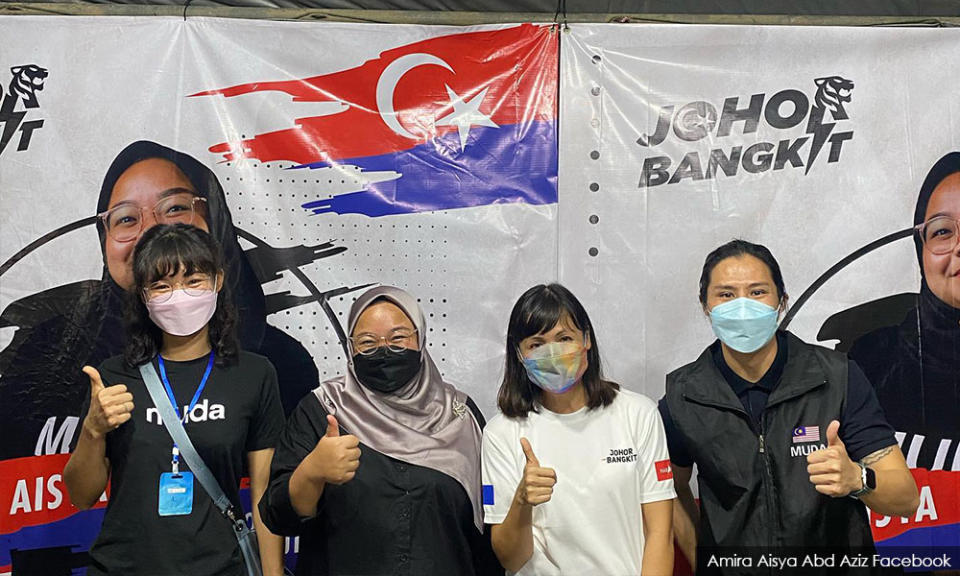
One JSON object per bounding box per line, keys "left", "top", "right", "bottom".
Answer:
{"left": 665, "top": 332, "right": 876, "bottom": 573}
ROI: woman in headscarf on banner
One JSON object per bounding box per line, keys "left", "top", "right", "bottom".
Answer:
{"left": 848, "top": 152, "right": 960, "bottom": 552}
{"left": 481, "top": 283, "right": 675, "bottom": 576}
{"left": 0, "top": 140, "right": 316, "bottom": 460}
{"left": 64, "top": 223, "right": 285, "bottom": 576}
{"left": 259, "top": 285, "right": 500, "bottom": 576}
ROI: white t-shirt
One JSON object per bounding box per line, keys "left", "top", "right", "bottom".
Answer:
{"left": 481, "top": 388, "right": 676, "bottom": 576}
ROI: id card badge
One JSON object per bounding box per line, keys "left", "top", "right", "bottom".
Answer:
{"left": 159, "top": 472, "right": 194, "bottom": 516}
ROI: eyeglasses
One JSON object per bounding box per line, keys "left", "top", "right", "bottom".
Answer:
{"left": 98, "top": 194, "right": 207, "bottom": 242}
{"left": 915, "top": 215, "right": 959, "bottom": 255}
{"left": 350, "top": 329, "right": 418, "bottom": 356}
{"left": 143, "top": 275, "right": 215, "bottom": 304}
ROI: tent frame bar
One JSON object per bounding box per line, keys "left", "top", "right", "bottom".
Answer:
{"left": 2, "top": 5, "right": 959, "bottom": 26}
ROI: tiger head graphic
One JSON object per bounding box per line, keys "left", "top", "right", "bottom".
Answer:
{"left": 813, "top": 76, "right": 854, "bottom": 121}
{"left": 9, "top": 64, "right": 49, "bottom": 110}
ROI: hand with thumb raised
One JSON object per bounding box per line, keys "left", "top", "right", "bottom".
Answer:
{"left": 307, "top": 414, "right": 360, "bottom": 485}
{"left": 81, "top": 366, "right": 134, "bottom": 439}
{"left": 806, "top": 420, "right": 860, "bottom": 497}
{"left": 86, "top": 366, "right": 105, "bottom": 397}
{"left": 826, "top": 420, "right": 843, "bottom": 448}
{"left": 325, "top": 414, "right": 340, "bottom": 438}
{"left": 521, "top": 437, "right": 540, "bottom": 466}
{"left": 516, "top": 437, "right": 556, "bottom": 507}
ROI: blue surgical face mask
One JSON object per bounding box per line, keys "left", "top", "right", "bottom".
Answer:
{"left": 709, "top": 298, "right": 779, "bottom": 353}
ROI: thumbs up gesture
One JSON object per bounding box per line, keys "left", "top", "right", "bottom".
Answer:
{"left": 81, "top": 366, "right": 135, "bottom": 439}
{"left": 806, "top": 420, "right": 862, "bottom": 497}
{"left": 516, "top": 437, "right": 557, "bottom": 507}
{"left": 307, "top": 415, "right": 361, "bottom": 485}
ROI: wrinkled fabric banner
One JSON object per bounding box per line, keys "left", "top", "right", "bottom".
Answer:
{"left": 0, "top": 17, "right": 557, "bottom": 573}
{"left": 561, "top": 23, "right": 959, "bottom": 567}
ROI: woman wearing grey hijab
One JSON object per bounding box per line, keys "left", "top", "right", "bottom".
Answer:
{"left": 259, "top": 286, "right": 501, "bottom": 575}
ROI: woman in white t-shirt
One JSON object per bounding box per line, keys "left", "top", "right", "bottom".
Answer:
{"left": 481, "top": 283, "right": 675, "bottom": 576}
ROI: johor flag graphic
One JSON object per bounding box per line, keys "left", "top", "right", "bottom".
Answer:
{"left": 192, "top": 24, "right": 558, "bottom": 218}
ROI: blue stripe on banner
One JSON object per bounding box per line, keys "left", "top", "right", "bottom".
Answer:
{"left": 876, "top": 521, "right": 960, "bottom": 548}
{"left": 299, "top": 120, "right": 558, "bottom": 217}
{"left": 874, "top": 522, "right": 960, "bottom": 573}
{"left": 482, "top": 484, "right": 495, "bottom": 506}
{"left": 1, "top": 508, "right": 105, "bottom": 568}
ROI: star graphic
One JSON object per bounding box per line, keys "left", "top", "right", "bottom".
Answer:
{"left": 434, "top": 85, "right": 499, "bottom": 151}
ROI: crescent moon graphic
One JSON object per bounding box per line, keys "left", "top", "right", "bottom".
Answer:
{"left": 376, "top": 53, "right": 454, "bottom": 140}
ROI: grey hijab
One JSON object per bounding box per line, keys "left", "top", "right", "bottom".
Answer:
{"left": 314, "top": 286, "right": 484, "bottom": 531}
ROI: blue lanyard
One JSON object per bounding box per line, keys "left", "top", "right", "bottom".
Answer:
{"left": 158, "top": 351, "right": 214, "bottom": 472}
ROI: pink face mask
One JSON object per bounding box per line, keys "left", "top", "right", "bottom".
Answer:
{"left": 145, "top": 289, "right": 218, "bottom": 336}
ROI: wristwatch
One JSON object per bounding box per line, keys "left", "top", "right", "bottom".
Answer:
{"left": 849, "top": 461, "right": 876, "bottom": 499}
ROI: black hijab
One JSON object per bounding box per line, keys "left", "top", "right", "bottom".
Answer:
{"left": 97, "top": 141, "right": 267, "bottom": 350}
{"left": 0, "top": 142, "right": 283, "bottom": 458}
{"left": 892, "top": 152, "right": 960, "bottom": 433}
{"left": 911, "top": 151, "right": 960, "bottom": 340}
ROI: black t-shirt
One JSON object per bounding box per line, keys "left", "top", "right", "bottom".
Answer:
{"left": 0, "top": 280, "right": 313, "bottom": 461}
{"left": 659, "top": 335, "right": 896, "bottom": 467}
{"left": 260, "top": 393, "right": 501, "bottom": 576}
{"left": 80, "top": 351, "right": 283, "bottom": 576}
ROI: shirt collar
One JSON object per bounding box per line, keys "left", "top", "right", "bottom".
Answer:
{"left": 711, "top": 331, "right": 788, "bottom": 397}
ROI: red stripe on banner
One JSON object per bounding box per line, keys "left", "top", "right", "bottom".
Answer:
{"left": 870, "top": 468, "right": 960, "bottom": 541}
{"left": 193, "top": 24, "right": 558, "bottom": 165}
{"left": 0, "top": 454, "right": 108, "bottom": 535}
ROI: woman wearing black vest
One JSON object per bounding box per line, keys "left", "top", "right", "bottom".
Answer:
{"left": 659, "top": 240, "right": 918, "bottom": 574}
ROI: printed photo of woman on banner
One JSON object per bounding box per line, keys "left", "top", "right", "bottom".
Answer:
{"left": 0, "top": 140, "right": 341, "bottom": 574}
{"left": 818, "top": 152, "right": 960, "bottom": 564}
{"left": 1, "top": 141, "right": 319, "bottom": 456}
{"left": 3, "top": 20, "right": 559, "bottom": 574}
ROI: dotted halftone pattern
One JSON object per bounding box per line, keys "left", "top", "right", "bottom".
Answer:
{"left": 217, "top": 160, "right": 455, "bottom": 381}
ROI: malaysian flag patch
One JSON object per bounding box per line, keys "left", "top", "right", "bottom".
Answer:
{"left": 792, "top": 426, "right": 821, "bottom": 443}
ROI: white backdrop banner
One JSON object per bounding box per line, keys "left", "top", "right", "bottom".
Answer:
{"left": 560, "top": 22, "right": 959, "bottom": 557}
{"left": 2, "top": 17, "right": 959, "bottom": 572}
{"left": 0, "top": 17, "right": 557, "bottom": 572}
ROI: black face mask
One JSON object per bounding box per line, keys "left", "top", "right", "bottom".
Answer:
{"left": 353, "top": 347, "right": 422, "bottom": 393}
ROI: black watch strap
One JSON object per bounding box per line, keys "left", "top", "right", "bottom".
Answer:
{"left": 849, "top": 462, "right": 876, "bottom": 499}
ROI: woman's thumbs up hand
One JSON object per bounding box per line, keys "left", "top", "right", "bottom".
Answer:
{"left": 81, "top": 366, "right": 135, "bottom": 439}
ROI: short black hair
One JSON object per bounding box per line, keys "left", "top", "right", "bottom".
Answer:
{"left": 123, "top": 223, "right": 239, "bottom": 367}
{"left": 498, "top": 283, "right": 618, "bottom": 418}
{"left": 698, "top": 239, "right": 787, "bottom": 307}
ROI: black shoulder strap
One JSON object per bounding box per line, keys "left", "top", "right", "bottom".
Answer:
{"left": 465, "top": 396, "right": 486, "bottom": 430}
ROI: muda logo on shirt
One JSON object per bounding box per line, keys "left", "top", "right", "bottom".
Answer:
{"left": 146, "top": 399, "right": 226, "bottom": 425}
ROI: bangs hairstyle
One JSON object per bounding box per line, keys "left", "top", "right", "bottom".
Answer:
{"left": 498, "top": 283, "right": 618, "bottom": 418}
{"left": 123, "top": 223, "right": 239, "bottom": 367}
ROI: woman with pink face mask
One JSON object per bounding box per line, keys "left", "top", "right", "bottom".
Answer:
{"left": 481, "top": 283, "right": 675, "bottom": 576}
{"left": 64, "top": 223, "right": 285, "bottom": 576}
